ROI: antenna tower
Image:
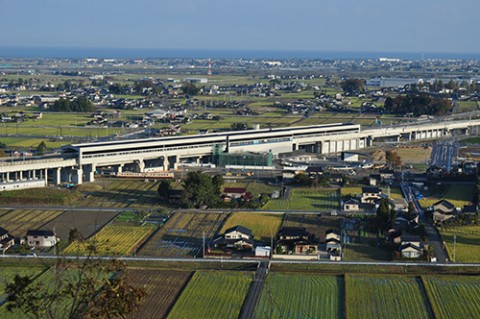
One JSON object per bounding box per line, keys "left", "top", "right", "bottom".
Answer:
{"left": 207, "top": 58, "right": 212, "bottom": 76}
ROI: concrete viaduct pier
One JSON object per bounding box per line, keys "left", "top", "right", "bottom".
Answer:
{"left": 1, "top": 119, "right": 479, "bottom": 189}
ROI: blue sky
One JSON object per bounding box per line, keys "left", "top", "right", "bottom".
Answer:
{"left": 1, "top": 0, "right": 479, "bottom": 53}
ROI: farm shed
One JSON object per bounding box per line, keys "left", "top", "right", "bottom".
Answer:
{"left": 255, "top": 246, "right": 271, "bottom": 257}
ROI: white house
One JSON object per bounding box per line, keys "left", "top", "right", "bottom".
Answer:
{"left": 26, "top": 230, "right": 58, "bottom": 248}
{"left": 343, "top": 198, "right": 360, "bottom": 212}
{"left": 224, "top": 225, "right": 252, "bottom": 240}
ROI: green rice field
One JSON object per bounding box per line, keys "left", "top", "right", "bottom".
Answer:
{"left": 345, "top": 274, "right": 431, "bottom": 319}
{"left": 254, "top": 273, "right": 343, "bottom": 319}
{"left": 423, "top": 276, "right": 480, "bottom": 319}
{"left": 263, "top": 188, "right": 340, "bottom": 211}
{"left": 167, "top": 271, "right": 252, "bottom": 319}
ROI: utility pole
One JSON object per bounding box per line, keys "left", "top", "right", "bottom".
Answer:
{"left": 202, "top": 231, "right": 206, "bottom": 258}
{"left": 453, "top": 235, "right": 456, "bottom": 262}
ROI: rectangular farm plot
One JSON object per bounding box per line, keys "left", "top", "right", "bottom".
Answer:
{"left": 283, "top": 214, "right": 340, "bottom": 241}
{"left": 423, "top": 276, "right": 480, "bottom": 319}
{"left": 79, "top": 179, "right": 161, "bottom": 208}
{"left": 220, "top": 212, "right": 283, "bottom": 242}
{"left": 137, "top": 212, "right": 226, "bottom": 257}
{"left": 126, "top": 269, "right": 192, "bottom": 319}
{"left": 345, "top": 275, "right": 431, "bottom": 319}
{"left": 253, "top": 273, "right": 343, "bottom": 319}
{"left": 64, "top": 225, "right": 155, "bottom": 256}
{"left": 441, "top": 225, "right": 480, "bottom": 262}
{"left": 262, "top": 189, "right": 340, "bottom": 211}
{"left": 0, "top": 209, "right": 64, "bottom": 237}
{"left": 41, "top": 210, "right": 119, "bottom": 244}
{"left": 167, "top": 271, "right": 252, "bottom": 319}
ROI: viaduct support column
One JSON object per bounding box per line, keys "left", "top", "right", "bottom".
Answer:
{"left": 53, "top": 168, "right": 62, "bottom": 185}
{"left": 85, "top": 164, "right": 96, "bottom": 183}
{"left": 137, "top": 160, "right": 145, "bottom": 173}
{"left": 173, "top": 156, "right": 179, "bottom": 170}
{"left": 162, "top": 156, "right": 169, "bottom": 171}
{"left": 116, "top": 164, "right": 124, "bottom": 174}
{"left": 73, "top": 168, "right": 83, "bottom": 185}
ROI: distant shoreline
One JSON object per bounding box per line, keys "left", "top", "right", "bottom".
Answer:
{"left": 1, "top": 46, "right": 480, "bottom": 60}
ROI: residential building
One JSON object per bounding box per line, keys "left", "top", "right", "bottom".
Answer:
{"left": 26, "top": 229, "right": 58, "bottom": 248}
{"left": 275, "top": 227, "right": 319, "bottom": 255}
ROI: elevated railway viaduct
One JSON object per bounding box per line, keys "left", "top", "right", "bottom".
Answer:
{"left": 0, "top": 119, "right": 479, "bottom": 189}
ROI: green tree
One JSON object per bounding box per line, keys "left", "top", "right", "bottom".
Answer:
{"left": 68, "top": 228, "right": 82, "bottom": 243}
{"left": 52, "top": 97, "right": 95, "bottom": 112}
{"left": 212, "top": 174, "right": 224, "bottom": 197}
{"left": 182, "top": 171, "right": 218, "bottom": 208}
{"left": 376, "top": 198, "right": 392, "bottom": 232}
{"left": 293, "top": 173, "right": 312, "bottom": 186}
{"left": 180, "top": 83, "right": 200, "bottom": 96}
{"left": 36, "top": 141, "right": 47, "bottom": 156}
{"left": 157, "top": 180, "right": 172, "bottom": 200}
{"left": 385, "top": 150, "right": 402, "bottom": 168}
{"left": 340, "top": 78, "right": 366, "bottom": 94}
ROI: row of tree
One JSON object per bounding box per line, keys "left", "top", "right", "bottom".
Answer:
{"left": 384, "top": 94, "right": 451, "bottom": 116}
{"left": 51, "top": 97, "right": 95, "bottom": 112}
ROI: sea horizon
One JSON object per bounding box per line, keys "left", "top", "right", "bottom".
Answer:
{"left": 1, "top": 46, "right": 480, "bottom": 60}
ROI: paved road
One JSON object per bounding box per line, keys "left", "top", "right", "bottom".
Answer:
{"left": 430, "top": 141, "right": 458, "bottom": 173}
{"left": 401, "top": 182, "right": 448, "bottom": 262}
{"left": 0, "top": 205, "right": 358, "bottom": 216}
{"left": 239, "top": 261, "right": 269, "bottom": 319}
{"left": 3, "top": 253, "right": 480, "bottom": 267}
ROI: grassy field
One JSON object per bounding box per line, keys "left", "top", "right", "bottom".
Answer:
{"left": 64, "top": 225, "right": 155, "bottom": 256}
{"left": 78, "top": 178, "right": 162, "bottom": 208}
{"left": 341, "top": 186, "right": 363, "bottom": 197}
{"left": 0, "top": 188, "right": 81, "bottom": 206}
{"left": 126, "top": 269, "right": 192, "bottom": 319}
{"left": 0, "top": 266, "right": 46, "bottom": 294}
{"left": 393, "top": 146, "right": 432, "bottom": 163}
{"left": 343, "top": 243, "right": 392, "bottom": 262}
{"left": 222, "top": 181, "right": 279, "bottom": 195}
{"left": 440, "top": 225, "right": 480, "bottom": 262}
{"left": 166, "top": 271, "right": 252, "bottom": 319}
{"left": 254, "top": 273, "right": 343, "bottom": 319}
{"left": 263, "top": 188, "right": 340, "bottom": 211}
{"left": 0, "top": 209, "right": 64, "bottom": 237}
{"left": 220, "top": 212, "right": 283, "bottom": 242}
{"left": 345, "top": 274, "right": 431, "bottom": 319}
{"left": 419, "top": 184, "right": 474, "bottom": 209}
{"left": 422, "top": 275, "right": 480, "bottom": 319}
{"left": 137, "top": 212, "right": 226, "bottom": 257}
{"left": 283, "top": 214, "right": 340, "bottom": 241}
{"left": 462, "top": 136, "right": 480, "bottom": 144}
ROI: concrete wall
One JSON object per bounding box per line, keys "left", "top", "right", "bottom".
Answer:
{"left": 272, "top": 254, "right": 320, "bottom": 261}
{"left": 0, "top": 179, "right": 47, "bottom": 192}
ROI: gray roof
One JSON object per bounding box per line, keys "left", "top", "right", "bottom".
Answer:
{"left": 26, "top": 229, "right": 55, "bottom": 237}
{"left": 0, "top": 227, "right": 8, "bottom": 237}
{"left": 224, "top": 225, "right": 253, "bottom": 237}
